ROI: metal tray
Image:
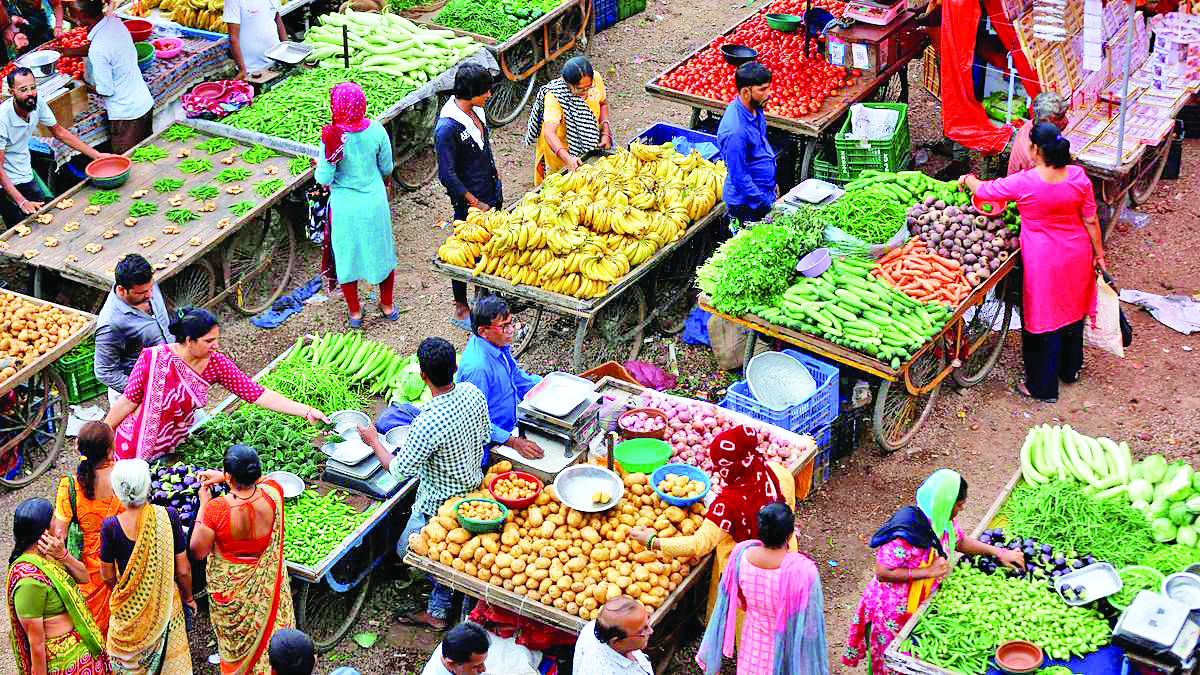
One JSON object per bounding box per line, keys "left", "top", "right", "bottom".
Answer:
{"left": 321, "top": 431, "right": 375, "bottom": 465}
{"left": 528, "top": 383, "right": 590, "bottom": 417}
{"left": 265, "top": 41, "right": 313, "bottom": 65}
{"left": 1055, "top": 562, "right": 1122, "bottom": 605}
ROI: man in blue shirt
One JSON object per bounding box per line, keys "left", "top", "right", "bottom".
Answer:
{"left": 456, "top": 296, "right": 545, "bottom": 459}
{"left": 717, "top": 62, "right": 778, "bottom": 227}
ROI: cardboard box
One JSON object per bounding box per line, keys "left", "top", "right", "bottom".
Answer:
{"left": 826, "top": 13, "right": 912, "bottom": 75}
{"left": 34, "top": 83, "right": 88, "bottom": 137}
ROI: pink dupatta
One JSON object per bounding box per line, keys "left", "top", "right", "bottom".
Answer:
{"left": 114, "top": 344, "right": 211, "bottom": 461}
{"left": 720, "top": 540, "right": 816, "bottom": 657}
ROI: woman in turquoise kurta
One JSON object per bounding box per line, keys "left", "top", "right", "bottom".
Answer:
{"left": 316, "top": 82, "right": 399, "bottom": 328}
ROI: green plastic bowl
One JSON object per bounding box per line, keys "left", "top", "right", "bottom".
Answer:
{"left": 454, "top": 498, "right": 509, "bottom": 533}
{"left": 765, "top": 13, "right": 804, "bottom": 32}
{"left": 613, "top": 438, "right": 672, "bottom": 475}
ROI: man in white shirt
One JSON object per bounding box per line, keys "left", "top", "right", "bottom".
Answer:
{"left": 65, "top": 0, "right": 154, "bottom": 154}
{"left": 0, "top": 67, "right": 107, "bottom": 225}
{"left": 420, "top": 622, "right": 489, "bottom": 675}
{"left": 573, "top": 597, "right": 654, "bottom": 675}
{"left": 223, "top": 0, "right": 286, "bottom": 80}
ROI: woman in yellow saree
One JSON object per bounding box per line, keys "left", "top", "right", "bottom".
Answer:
{"left": 100, "top": 459, "right": 194, "bottom": 675}
{"left": 190, "top": 445, "right": 295, "bottom": 675}
{"left": 7, "top": 497, "right": 110, "bottom": 675}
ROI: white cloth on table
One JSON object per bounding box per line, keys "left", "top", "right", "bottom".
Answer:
{"left": 86, "top": 16, "right": 153, "bottom": 121}
{"left": 223, "top": 0, "right": 282, "bottom": 72}
{"left": 572, "top": 620, "right": 653, "bottom": 675}
{"left": 0, "top": 96, "right": 56, "bottom": 184}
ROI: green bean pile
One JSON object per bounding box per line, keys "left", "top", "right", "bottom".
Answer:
{"left": 822, "top": 190, "right": 906, "bottom": 244}
{"left": 195, "top": 137, "right": 236, "bottom": 155}
{"left": 238, "top": 357, "right": 369, "bottom": 435}
{"left": 89, "top": 191, "right": 120, "bottom": 206}
{"left": 436, "top": 0, "right": 525, "bottom": 41}
{"left": 165, "top": 208, "right": 199, "bottom": 224}
{"left": 215, "top": 168, "right": 251, "bottom": 184}
{"left": 255, "top": 179, "right": 284, "bottom": 198}
{"left": 128, "top": 202, "right": 158, "bottom": 218}
{"left": 162, "top": 125, "right": 197, "bottom": 142}
{"left": 187, "top": 185, "right": 219, "bottom": 200}
{"left": 1111, "top": 567, "right": 1164, "bottom": 608}
{"left": 1144, "top": 544, "right": 1200, "bottom": 575}
{"left": 284, "top": 490, "right": 376, "bottom": 566}
{"left": 153, "top": 178, "right": 184, "bottom": 193}
{"left": 1003, "top": 482, "right": 1157, "bottom": 568}
{"left": 240, "top": 145, "right": 278, "bottom": 164}
{"left": 130, "top": 145, "right": 169, "bottom": 163}
{"left": 289, "top": 157, "right": 311, "bottom": 176}
{"left": 221, "top": 68, "right": 414, "bottom": 146}
{"left": 178, "top": 159, "right": 213, "bottom": 174}
{"left": 229, "top": 201, "right": 255, "bottom": 216}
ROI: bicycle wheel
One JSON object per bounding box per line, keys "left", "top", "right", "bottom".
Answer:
{"left": 223, "top": 212, "right": 296, "bottom": 316}
{"left": 0, "top": 368, "right": 67, "bottom": 489}
{"left": 486, "top": 74, "right": 539, "bottom": 128}
{"left": 292, "top": 573, "right": 372, "bottom": 653}
{"left": 872, "top": 347, "right": 946, "bottom": 453}
{"left": 952, "top": 279, "right": 1014, "bottom": 388}
{"left": 392, "top": 96, "right": 442, "bottom": 191}
{"left": 577, "top": 285, "right": 646, "bottom": 369}
{"left": 160, "top": 259, "right": 216, "bottom": 311}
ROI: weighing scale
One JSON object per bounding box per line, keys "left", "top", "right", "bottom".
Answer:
{"left": 842, "top": 0, "right": 905, "bottom": 26}
{"left": 321, "top": 433, "right": 404, "bottom": 500}
{"left": 500, "top": 372, "right": 602, "bottom": 481}
{"left": 1113, "top": 591, "right": 1200, "bottom": 673}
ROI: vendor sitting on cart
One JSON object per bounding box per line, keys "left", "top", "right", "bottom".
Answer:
{"left": 456, "top": 296, "right": 544, "bottom": 460}
{"left": 357, "top": 337, "right": 493, "bottom": 630}
{"left": 1007, "top": 92, "right": 1069, "bottom": 175}
{"left": 717, "top": 62, "right": 777, "bottom": 227}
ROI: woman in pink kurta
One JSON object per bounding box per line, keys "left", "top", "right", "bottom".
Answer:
{"left": 104, "top": 308, "right": 330, "bottom": 462}
{"left": 962, "top": 122, "right": 1106, "bottom": 402}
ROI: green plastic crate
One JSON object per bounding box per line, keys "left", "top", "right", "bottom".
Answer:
{"left": 53, "top": 338, "right": 106, "bottom": 404}
{"left": 834, "top": 103, "right": 910, "bottom": 174}
{"left": 812, "top": 157, "right": 850, "bottom": 185}
{"left": 618, "top": 0, "right": 645, "bottom": 20}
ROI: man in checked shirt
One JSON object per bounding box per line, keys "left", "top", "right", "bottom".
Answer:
{"left": 359, "top": 336, "right": 491, "bottom": 630}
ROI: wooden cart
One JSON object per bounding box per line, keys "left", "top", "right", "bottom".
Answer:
{"left": 432, "top": 200, "right": 727, "bottom": 371}
{"left": 643, "top": 9, "right": 927, "bottom": 180}
{"left": 0, "top": 127, "right": 312, "bottom": 316}
{"left": 700, "top": 252, "right": 1019, "bottom": 453}
{"left": 408, "top": 0, "right": 594, "bottom": 127}
{"left": 0, "top": 290, "right": 96, "bottom": 488}
{"left": 1082, "top": 139, "right": 1171, "bottom": 241}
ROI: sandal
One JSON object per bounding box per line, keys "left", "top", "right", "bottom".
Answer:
{"left": 1013, "top": 382, "right": 1056, "bottom": 404}
{"left": 348, "top": 314, "right": 363, "bottom": 329}
{"left": 381, "top": 307, "right": 401, "bottom": 321}
{"left": 395, "top": 610, "right": 447, "bottom": 630}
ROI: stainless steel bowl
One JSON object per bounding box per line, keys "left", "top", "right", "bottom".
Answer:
{"left": 553, "top": 464, "right": 624, "bottom": 513}
{"left": 330, "top": 409, "right": 370, "bottom": 434}
{"left": 1163, "top": 572, "right": 1200, "bottom": 610}
{"left": 265, "top": 471, "right": 305, "bottom": 498}
{"left": 383, "top": 425, "right": 409, "bottom": 449}
{"left": 17, "top": 50, "right": 60, "bottom": 79}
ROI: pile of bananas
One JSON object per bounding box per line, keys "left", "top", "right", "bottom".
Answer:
{"left": 135, "top": 0, "right": 228, "bottom": 31}
{"left": 436, "top": 143, "right": 725, "bottom": 299}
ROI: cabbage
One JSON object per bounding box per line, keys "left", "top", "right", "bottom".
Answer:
{"left": 1153, "top": 517, "right": 1178, "bottom": 542}
{"left": 1180, "top": 525, "right": 1199, "bottom": 548}
{"left": 1188, "top": 495, "right": 1200, "bottom": 514}
{"left": 1132, "top": 499, "right": 1150, "bottom": 512}
{"left": 1151, "top": 498, "right": 1170, "bottom": 518}
{"left": 1141, "top": 454, "right": 1169, "bottom": 483}
{"left": 1130, "top": 464, "right": 1145, "bottom": 481}
{"left": 1171, "top": 502, "right": 1194, "bottom": 527}
{"left": 1128, "top": 478, "right": 1155, "bottom": 503}
{"left": 1167, "top": 465, "right": 1196, "bottom": 501}
{"left": 1155, "top": 482, "right": 1171, "bottom": 502}
{"left": 1193, "top": 471, "right": 1200, "bottom": 492}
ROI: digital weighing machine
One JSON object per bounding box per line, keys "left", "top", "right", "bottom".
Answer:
{"left": 499, "top": 372, "right": 602, "bottom": 482}
{"left": 842, "top": 0, "right": 905, "bottom": 26}
{"left": 320, "top": 428, "right": 405, "bottom": 500}
{"left": 1113, "top": 591, "right": 1200, "bottom": 674}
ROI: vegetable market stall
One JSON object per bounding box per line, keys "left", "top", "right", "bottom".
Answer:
{"left": 407, "top": 0, "right": 593, "bottom": 126}
{"left": 432, "top": 141, "right": 729, "bottom": 370}
{"left": 0, "top": 125, "right": 312, "bottom": 315}
{"left": 0, "top": 291, "right": 95, "bottom": 488}
{"left": 644, "top": 3, "right": 927, "bottom": 180}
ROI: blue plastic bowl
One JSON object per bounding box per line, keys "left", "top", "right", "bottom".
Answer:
{"left": 650, "top": 463, "right": 712, "bottom": 507}
{"left": 795, "top": 247, "right": 831, "bottom": 277}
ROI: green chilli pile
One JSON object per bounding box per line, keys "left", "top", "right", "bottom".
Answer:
{"left": 284, "top": 490, "right": 376, "bottom": 566}
{"left": 187, "top": 185, "right": 218, "bottom": 200}
{"left": 130, "top": 145, "right": 169, "bottom": 163}
{"left": 241, "top": 145, "right": 277, "bottom": 164}
{"left": 154, "top": 178, "right": 184, "bottom": 193}
{"left": 196, "top": 137, "right": 236, "bottom": 155}
{"left": 178, "top": 159, "right": 213, "bottom": 174}
{"left": 216, "top": 168, "right": 251, "bottom": 184}
{"left": 162, "top": 125, "right": 198, "bottom": 142}
{"left": 89, "top": 191, "right": 120, "bottom": 206}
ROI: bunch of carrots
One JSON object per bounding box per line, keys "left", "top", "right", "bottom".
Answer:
{"left": 872, "top": 237, "right": 972, "bottom": 307}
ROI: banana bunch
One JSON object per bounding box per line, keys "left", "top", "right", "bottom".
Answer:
{"left": 435, "top": 142, "right": 726, "bottom": 300}
{"left": 157, "top": 0, "right": 226, "bottom": 31}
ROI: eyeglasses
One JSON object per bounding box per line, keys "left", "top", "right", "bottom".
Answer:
{"left": 488, "top": 319, "right": 515, "bottom": 334}
{"left": 13, "top": 85, "right": 36, "bottom": 94}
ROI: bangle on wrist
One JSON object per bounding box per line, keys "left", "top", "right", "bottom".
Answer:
{"left": 647, "top": 535, "right": 656, "bottom": 550}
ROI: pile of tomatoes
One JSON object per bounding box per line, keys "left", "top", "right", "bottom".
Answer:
{"left": 0, "top": 28, "right": 90, "bottom": 84}
{"left": 657, "top": 0, "right": 860, "bottom": 120}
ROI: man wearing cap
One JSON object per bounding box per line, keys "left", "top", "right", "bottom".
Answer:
{"left": 1008, "top": 92, "right": 1069, "bottom": 175}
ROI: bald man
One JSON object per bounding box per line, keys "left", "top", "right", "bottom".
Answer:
{"left": 572, "top": 596, "right": 653, "bottom": 675}
{"left": 1008, "top": 92, "right": 1069, "bottom": 175}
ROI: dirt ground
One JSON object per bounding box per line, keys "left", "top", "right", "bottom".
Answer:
{"left": 3, "top": 0, "right": 1200, "bottom": 672}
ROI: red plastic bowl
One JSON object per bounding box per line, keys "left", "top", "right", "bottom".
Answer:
{"left": 152, "top": 37, "right": 184, "bottom": 58}
{"left": 971, "top": 193, "right": 1008, "bottom": 218}
{"left": 85, "top": 155, "right": 132, "bottom": 188}
{"left": 190, "top": 81, "right": 226, "bottom": 100}
{"left": 995, "top": 640, "right": 1043, "bottom": 673}
{"left": 487, "top": 471, "right": 543, "bottom": 510}
{"left": 123, "top": 19, "right": 153, "bottom": 42}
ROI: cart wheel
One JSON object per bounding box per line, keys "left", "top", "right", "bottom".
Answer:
{"left": 1129, "top": 141, "right": 1169, "bottom": 206}
{"left": 293, "top": 572, "right": 372, "bottom": 654}
{"left": 160, "top": 259, "right": 217, "bottom": 312}
{"left": 576, "top": 285, "right": 646, "bottom": 369}
{"left": 652, "top": 273, "right": 694, "bottom": 335}
{"left": 872, "top": 347, "right": 946, "bottom": 453}
{"left": 486, "top": 74, "right": 539, "bottom": 128}
{"left": 547, "top": 0, "right": 592, "bottom": 59}
{"left": 951, "top": 279, "right": 1014, "bottom": 388}
{"left": 392, "top": 95, "right": 442, "bottom": 192}
{"left": 510, "top": 303, "right": 543, "bottom": 357}
{"left": 222, "top": 211, "right": 296, "bottom": 316}
{"left": 0, "top": 367, "right": 66, "bottom": 489}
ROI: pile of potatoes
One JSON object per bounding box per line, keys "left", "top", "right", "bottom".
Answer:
{"left": 410, "top": 461, "right": 704, "bottom": 621}
{"left": 0, "top": 293, "right": 89, "bottom": 378}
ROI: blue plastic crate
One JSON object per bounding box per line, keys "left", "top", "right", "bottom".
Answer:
{"left": 631, "top": 123, "right": 721, "bottom": 161}
{"left": 719, "top": 349, "right": 840, "bottom": 435}
{"left": 594, "top": 0, "right": 618, "bottom": 31}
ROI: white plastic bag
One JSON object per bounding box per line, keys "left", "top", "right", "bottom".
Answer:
{"left": 847, "top": 103, "right": 900, "bottom": 141}
{"left": 1085, "top": 274, "right": 1124, "bottom": 358}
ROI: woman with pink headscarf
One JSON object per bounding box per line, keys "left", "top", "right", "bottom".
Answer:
{"left": 315, "top": 82, "right": 398, "bottom": 328}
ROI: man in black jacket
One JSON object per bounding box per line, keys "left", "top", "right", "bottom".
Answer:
{"left": 435, "top": 63, "right": 502, "bottom": 330}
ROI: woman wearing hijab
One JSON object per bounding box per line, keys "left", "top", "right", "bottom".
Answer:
{"left": 842, "top": 470, "right": 1024, "bottom": 674}
{"left": 629, "top": 425, "right": 796, "bottom": 616}
{"left": 7, "top": 497, "right": 110, "bottom": 675}
{"left": 524, "top": 56, "right": 611, "bottom": 185}
{"left": 315, "top": 82, "right": 398, "bottom": 329}
{"left": 697, "top": 502, "right": 827, "bottom": 675}
{"left": 190, "top": 445, "right": 295, "bottom": 675}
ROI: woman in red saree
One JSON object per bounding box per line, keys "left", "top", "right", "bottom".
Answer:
{"left": 104, "top": 308, "right": 330, "bottom": 462}
{"left": 190, "top": 445, "right": 295, "bottom": 675}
